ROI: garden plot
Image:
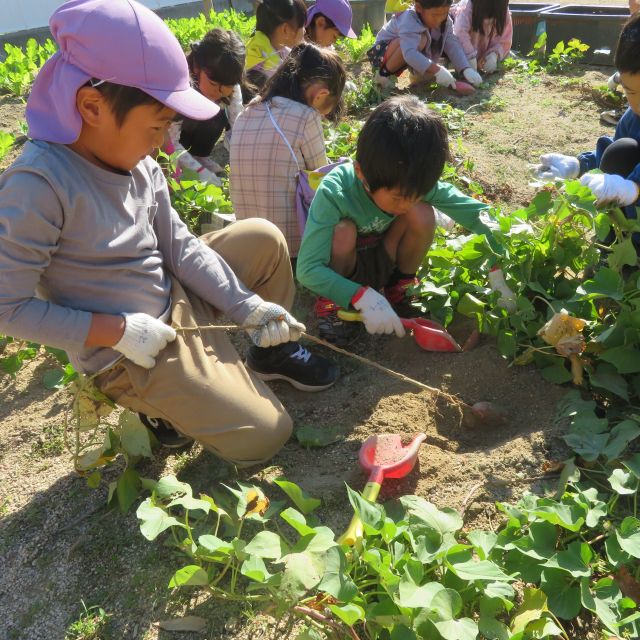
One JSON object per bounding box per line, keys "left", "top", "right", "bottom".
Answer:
{"left": 1, "top": 8, "right": 640, "bottom": 640}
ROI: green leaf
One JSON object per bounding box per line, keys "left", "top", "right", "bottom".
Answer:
{"left": 580, "top": 267, "right": 623, "bottom": 300}
{"left": 400, "top": 495, "right": 462, "bottom": 535}
{"left": 623, "top": 453, "right": 640, "bottom": 479}
{"left": 345, "top": 484, "right": 385, "bottom": 531}
{"left": 540, "top": 569, "right": 582, "bottom": 619}
{"left": 328, "top": 603, "right": 364, "bottom": 627}
{"left": 543, "top": 542, "right": 591, "bottom": 578}
{"left": 479, "top": 615, "right": 510, "bottom": 640}
{"left": 608, "top": 468, "right": 639, "bottom": 495}
{"left": 458, "top": 292, "right": 485, "bottom": 317}
{"left": 603, "top": 420, "right": 640, "bottom": 460}
{"left": 449, "top": 559, "right": 511, "bottom": 582}
{"left": 398, "top": 573, "right": 444, "bottom": 608}
{"left": 119, "top": 411, "right": 152, "bottom": 458}
{"left": 511, "top": 588, "right": 548, "bottom": 634}
{"left": 529, "top": 500, "right": 585, "bottom": 532}
{"left": 86, "top": 470, "right": 101, "bottom": 489}
{"left": 273, "top": 479, "right": 321, "bottom": 514}
{"left": 434, "top": 618, "right": 478, "bottom": 640}
{"left": 241, "top": 555, "right": 272, "bottom": 583}
{"left": 589, "top": 363, "right": 629, "bottom": 400}
{"left": 280, "top": 507, "right": 315, "bottom": 536}
{"left": 197, "top": 534, "right": 233, "bottom": 555}
{"left": 540, "top": 363, "right": 573, "bottom": 384}
{"left": 608, "top": 237, "right": 638, "bottom": 271}
{"left": 116, "top": 468, "right": 141, "bottom": 513}
{"left": 616, "top": 517, "right": 640, "bottom": 558}
{"left": 600, "top": 347, "right": 640, "bottom": 374}
{"left": 244, "top": 531, "right": 288, "bottom": 560}
{"left": 563, "top": 431, "right": 608, "bottom": 461}
{"left": 168, "top": 565, "right": 209, "bottom": 588}
{"left": 137, "top": 498, "right": 183, "bottom": 540}
{"left": 316, "top": 546, "right": 357, "bottom": 602}
{"left": 295, "top": 424, "right": 341, "bottom": 448}
{"left": 154, "top": 475, "right": 191, "bottom": 499}
{"left": 278, "top": 552, "right": 322, "bottom": 604}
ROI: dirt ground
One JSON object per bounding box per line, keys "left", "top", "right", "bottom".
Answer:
{"left": 0, "top": 56, "right": 621, "bottom": 640}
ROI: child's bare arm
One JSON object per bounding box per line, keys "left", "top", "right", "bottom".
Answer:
{"left": 84, "top": 313, "right": 125, "bottom": 348}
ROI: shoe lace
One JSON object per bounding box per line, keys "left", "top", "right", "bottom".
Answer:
{"left": 289, "top": 344, "right": 312, "bottom": 363}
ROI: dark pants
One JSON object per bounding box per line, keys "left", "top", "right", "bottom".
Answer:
{"left": 179, "top": 109, "right": 230, "bottom": 157}
{"left": 598, "top": 137, "right": 640, "bottom": 247}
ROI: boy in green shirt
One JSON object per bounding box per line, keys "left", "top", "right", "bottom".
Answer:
{"left": 296, "top": 95, "right": 498, "bottom": 345}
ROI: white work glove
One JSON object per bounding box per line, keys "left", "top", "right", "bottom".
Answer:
{"left": 196, "top": 167, "right": 222, "bottom": 187}
{"left": 463, "top": 67, "right": 483, "bottom": 87}
{"left": 533, "top": 153, "right": 581, "bottom": 180}
{"left": 483, "top": 52, "right": 499, "bottom": 74}
{"left": 434, "top": 65, "right": 457, "bottom": 89}
{"left": 488, "top": 268, "right": 517, "bottom": 313}
{"left": 344, "top": 80, "right": 357, "bottom": 93}
{"left": 580, "top": 173, "right": 640, "bottom": 207}
{"left": 607, "top": 71, "right": 620, "bottom": 91}
{"left": 113, "top": 313, "right": 177, "bottom": 369}
{"left": 352, "top": 287, "right": 405, "bottom": 337}
{"left": 244, "top": 302, "right": 305, "bottom": 348}
{"left": 467, "top": 57, "right": 478, "bottom": 71}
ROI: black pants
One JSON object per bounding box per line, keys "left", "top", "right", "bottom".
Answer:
{"left": 179, "top": 109, "right": 230, "bottom": 158}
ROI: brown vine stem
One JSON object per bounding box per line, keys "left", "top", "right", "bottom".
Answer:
{"left": 175, "top": 324, "right": 468, "bottom": 409}
{"left": 292, "top": 606, "right": 361, "bottom": 640}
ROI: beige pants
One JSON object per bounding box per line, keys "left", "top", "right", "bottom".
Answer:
{"left": 95, "top": 219, "right": 296, "bottom": 467}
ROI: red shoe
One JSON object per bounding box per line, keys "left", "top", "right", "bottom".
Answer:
{"left": 384, "top": 277, "right": 422, "bottom": 317}
{"left": 314, "top": 296, "right": 361, "bottom": 347}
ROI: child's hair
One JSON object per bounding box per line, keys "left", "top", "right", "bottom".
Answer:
{"left": 471, "top": 0, "right": 509, "bottom": 36}
{"left": 260, "top": 42, "right": 346, "bottom": 122}
{"left": 356, "top": 95, "right": 451, "bottom": 199}
{"left": 187, "top": 28, "right": 246, "bottom": 87}
{"left": 89, "top": 81, "right": 161, "bottom": 126}
{"left": 256, "top": 0, "right": 308, "bottom": 37}
{"left": 307, "top": 12, "right": 336, "bottom": 33}
{"left": 415, "top": 0, "right": 454, "bottom": 9}
{"left": 615, "top": 12, "right": 640, "bottom": 74}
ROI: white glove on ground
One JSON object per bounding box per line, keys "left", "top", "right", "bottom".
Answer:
{"left": 196, "top": 167, "right": 222, "bottom": 187}
{"left": 463, "top": 67, "right": 483, "bottom": 87}
{"left": 434, "top": 66, "right": 457, "bottom": 89}
{"left": 352, "top": 287, "right": 405, "bottom": 337}
{"left": 533, "top": 153, "right": 581, "bottom": 180}
{"left": 467, "top": 57, "right": 478, "bottom": 71}
{"left": 483, "top": 52, "right": 499, "bottom": 73}
{"left": 580, "top": 173, "right": 640, "bottom": 207}
{"left": 607, "top": 71, "right": 620, "bottom": 91}
{"left": 113, "top": 313, "right": 177, "bottom": 369}
{"left": 244, "top": 302, "right": 305, "bottom": 348}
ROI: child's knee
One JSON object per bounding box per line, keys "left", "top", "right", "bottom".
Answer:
{"left": 407, "top": 202, "right": 436, "bottom": 234}
{"left": 231, "top": 412, "right": 293, "bottom": 467}
{"left": 236, "top": 218, "right": 288, "bottom": 251}
{"left": 332, "top": 219, "right": 358, "bottom": 256}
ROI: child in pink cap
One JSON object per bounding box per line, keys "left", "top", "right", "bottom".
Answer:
{"left": 305, "top": 0, "right": 357, "bottom": 47}
{"left": 0, "top": 0, "right": 338, "bottom": 463}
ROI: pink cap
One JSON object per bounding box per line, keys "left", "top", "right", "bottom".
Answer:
{"left": 306, "top": 0, "right": 356, "bottom": 39}
{"left": 26, "top": 0, "right": 219, "bottom": 144}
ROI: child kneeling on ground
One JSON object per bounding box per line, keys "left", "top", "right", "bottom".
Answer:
{"left": 0, "top": 0, "right": 338, "bottom": 464}
{"left": 533, "top": 14, "right": 640, "bottom": 227}
{"left": 368, "top": 0, "right": 482, "bottom": 90}
{"left": 296, "top": 95, "right": 499, "bottom": 346}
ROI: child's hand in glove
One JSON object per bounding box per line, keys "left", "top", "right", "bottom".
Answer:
{"left": 463, "top": 67, "right": 483, "bottom": 86}
{"left": 352, "top": 287, "right": 405, "bottom": 337}
{"left": 114, "top": 313, "right": 177, "bottom": 369}
{"left": 580, "top": 173, "right": 640, "bottom": 207}
{"left": 607, "top": 71, "right": 620, "bottom": 91}
{"left": 244, "top": 302, "right": 306, "bottom": 348}
{"left": 196, "top": 167, "right": 222, "bottom": 187}
{"left": 532, "top": 153, "right": 580, "bottom": 180}
{"left": 434, "top": 65, "right": 457, "bottom": 89}
{"left": 483, "top": 52, "right": 498, "bottom": 73}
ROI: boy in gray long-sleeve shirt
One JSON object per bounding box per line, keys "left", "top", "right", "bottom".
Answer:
{"left": 0, "top": 0, "right": 338, "bottom": 465}
{"left": 367, "top": 0, "right": 481, "bottom": 89}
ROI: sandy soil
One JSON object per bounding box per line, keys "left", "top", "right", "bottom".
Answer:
{"left": 0, "top": 60, "right": 618, "bottom": 639}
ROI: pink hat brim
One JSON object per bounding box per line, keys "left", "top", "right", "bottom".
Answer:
{"left": 145, "top": 85, "right": 220, "bottom": 121}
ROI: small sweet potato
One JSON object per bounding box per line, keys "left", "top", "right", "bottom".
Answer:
{"left": 455, "top": 81, "right": 475, "bottom": 95}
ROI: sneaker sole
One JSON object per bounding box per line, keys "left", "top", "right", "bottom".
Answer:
{"left": 248, "top": 367, "right": 337, "bottom": 392}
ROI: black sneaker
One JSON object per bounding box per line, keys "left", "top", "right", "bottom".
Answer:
{"left": 315, "top": 296, "right": 361, "bottom": 347}
{"left": 246, "top": 342, "right": 339, "bottom": 392}
{"left": 138, "top": 413, "right": 193, "bottom": 449}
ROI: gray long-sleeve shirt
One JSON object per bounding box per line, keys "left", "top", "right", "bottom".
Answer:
{"left": 0, "top": 141, "right": 261, "bottom": 373}
{"left": 375, "top": 8, "right": 470, "bottom": 75}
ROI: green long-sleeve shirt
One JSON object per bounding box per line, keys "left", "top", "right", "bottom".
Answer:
{"left": 296, "top": 162, "right": 497, "bottom": 308}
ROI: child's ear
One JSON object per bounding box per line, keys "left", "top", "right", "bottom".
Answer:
{"left": 76, "top": 86, "right": 108, "bottom": 127}
{"left": 307, "top": 84, "right": 330, "bottom": 110}
{"left": 354, "top": 161, "right": 365, "bottom": 182}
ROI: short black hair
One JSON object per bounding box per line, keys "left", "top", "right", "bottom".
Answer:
{"left": 615, "top": 12, "right": 640, "bottom": 74}
{"left": 256, "top": 0, "right": 307, "bottom": 37}
{"left": 416, "top": 0, "right": 453, "bottom": 8}
{"left": 356, "top": 95, "right": 450, "bottom": 199}
{"left": 89, "top": 80, "right": 162, "bottom": 126}
{"left": 187, "top": 28, "right": 246, "bottom": 87}
{"left": 308, "top": 12, "right": 336, "bottom": 31}
{"left": 261, "top": 42, "right": 346, "bottom": 122}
